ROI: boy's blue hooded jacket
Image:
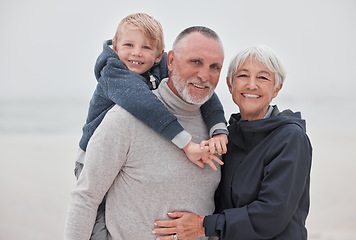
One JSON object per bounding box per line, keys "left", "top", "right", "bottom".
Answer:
{"left": 79, "top": 40, "right": 226, "bottom": 151}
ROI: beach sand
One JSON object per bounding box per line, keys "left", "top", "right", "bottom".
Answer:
{"left": 0, "top": 130, "right": 355, "bottom": 239}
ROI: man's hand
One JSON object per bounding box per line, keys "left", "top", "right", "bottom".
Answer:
{"left": 182, "top": 141, "right": 223, "bottom": 171}
{"left": 153, "top": 212, "right": 205, "bottom": 240}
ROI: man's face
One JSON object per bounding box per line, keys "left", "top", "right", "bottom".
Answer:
{"left": 113, "top": 29, "right": 163, "bottom": 75}
{"left": 167, "top": 32, "right": 224, "bottom": 105}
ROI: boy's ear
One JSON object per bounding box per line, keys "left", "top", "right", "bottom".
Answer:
{"left": 155, "top": 50, "right": 165, "bottom": 63}
{"left": 112, "top": 38, "right": 118, "bottom": 54}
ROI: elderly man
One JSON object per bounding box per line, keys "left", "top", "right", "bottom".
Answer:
{"left": 64, "top": 26, "right": 225, "bottom": 240}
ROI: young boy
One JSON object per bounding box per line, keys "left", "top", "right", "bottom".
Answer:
{"left": 74, "top": 13, "right": 228, "bottom": 239}
{"left": 75, "top": 13, "right": 228, "bottom": 179}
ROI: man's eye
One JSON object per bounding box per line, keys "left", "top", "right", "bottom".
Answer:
{"left": 211, "top": 65, "right": 220, "bottom": 70}
{"left": 191, "top": 60, "right": 200, "bottom": 64}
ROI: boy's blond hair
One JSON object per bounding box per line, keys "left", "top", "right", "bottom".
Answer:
{"left": 113, "top": 13, "right": 165, "bottom": 52}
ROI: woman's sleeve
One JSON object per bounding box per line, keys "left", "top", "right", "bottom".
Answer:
{"left": 101, "top": 57, "right": 191, "bottom": 148}
{"left": 204, "top": 127, "right": 312, "bottom": 239}
{"left": 200, "top": 92, "right": 228, "bottom": 137}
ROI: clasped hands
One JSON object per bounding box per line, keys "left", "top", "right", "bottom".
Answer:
{"left": 183, "top": 133, "right": 228, "bottom": 171}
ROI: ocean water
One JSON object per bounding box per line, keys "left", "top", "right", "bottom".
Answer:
{"left": 0, "top": 94, "right": 354, "bottom": 134}
{"left": 0, "top": 96, "right": 89, "bottom": 134}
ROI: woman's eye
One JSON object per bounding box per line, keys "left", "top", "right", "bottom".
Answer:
{"left": 237, "top": 74, "right": 248, "bottom": 78}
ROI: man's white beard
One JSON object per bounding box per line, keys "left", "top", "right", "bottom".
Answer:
{"left": 171, "top": 72, "right": 214, "bottom": 105}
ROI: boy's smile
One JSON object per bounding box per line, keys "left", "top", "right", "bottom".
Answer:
{"left": 113, "top": 29, "right": 163, "bottom": 75}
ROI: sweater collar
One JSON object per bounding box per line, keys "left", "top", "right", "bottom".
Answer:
{"left": 154, "top": 78, "right": 202, "bottom": 116}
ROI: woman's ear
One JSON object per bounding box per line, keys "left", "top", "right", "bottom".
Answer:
{"left": 272, "top": 83, "right": 283, "bottom": 99}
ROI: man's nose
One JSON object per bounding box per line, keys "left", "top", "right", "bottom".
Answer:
{"left": 197, "top": 67, "right": 210, "bottom": 82}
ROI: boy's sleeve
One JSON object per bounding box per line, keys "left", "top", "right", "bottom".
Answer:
{"left": 200, "top": 92, "right": 228, "bottom": 137}
{"left": 101, "top": 56, "right": 191, "bottom": 148}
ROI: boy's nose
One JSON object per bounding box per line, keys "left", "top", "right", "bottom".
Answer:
{"left": 132, "top": 48, "right": 142, "bottom": 57}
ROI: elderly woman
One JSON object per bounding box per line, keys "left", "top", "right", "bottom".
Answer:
{"left": 153, "top": 45, "right": 312, "bottom": 240}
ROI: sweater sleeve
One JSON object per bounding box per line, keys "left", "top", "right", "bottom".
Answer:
{"left": 204, "top": 127, "right": 312, "bottom": 239}
{"left": 64, "top": 106, "right": 132, "bottom": 240}
{"left": 101, "top": 56, "right": 191, "bottom": 148}
{"left": 200, "top": 92, "right": 228, "bottom": 137}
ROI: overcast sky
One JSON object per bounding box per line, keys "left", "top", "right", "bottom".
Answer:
{"left": 1, "top": 0, "right": 355, "bottom": 130}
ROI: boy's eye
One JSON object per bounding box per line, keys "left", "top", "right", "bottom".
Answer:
{"left": 143, "top": 46, "right": 152, "bottom": 50}
{"left": 124, "top": 43, "right": 133, "bottom": 47}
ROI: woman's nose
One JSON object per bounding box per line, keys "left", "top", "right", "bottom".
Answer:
{"left": 247, "top": 78, "right": 258, "bottom": 89}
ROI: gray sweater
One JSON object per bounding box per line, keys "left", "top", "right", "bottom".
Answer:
{"left": 64, "top": 79, "right": 221, "bottom": 240}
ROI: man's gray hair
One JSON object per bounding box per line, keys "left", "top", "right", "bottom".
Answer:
{"left": 227, "top": 45, "right": 286, "bottom": 89}
{"left": 172, "top": 26, "right": 222, "bottom": 50}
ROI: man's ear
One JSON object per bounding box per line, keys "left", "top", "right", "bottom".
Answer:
{"left": 167, "top": 50, "right": 174, "bottom": 72}
{"left": 155, "top": 50, "right": 165, "bottom": 63}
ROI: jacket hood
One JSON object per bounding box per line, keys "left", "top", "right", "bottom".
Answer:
{"left": 228, "top": 105, "right": 306, "bottom": 151}
{"left": 94, "top": 39, "right": 121, "bottom": 80}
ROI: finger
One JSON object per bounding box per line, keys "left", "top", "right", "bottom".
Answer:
{"left": 208, "top": 141, "right": 216, "bottom": 155}
{"left": 152, "top": 227, "right": 176, "bottom": 235}
{"left": 193, "top": 160, "right": 205, "bottom": 169}
{"left": 215, "top": 141, "right": 223, "bottom": 155}
{"left": 154, "top": 219, "right": 176, "bottom": 228}
{"left": 156, "top": 234, "right": 176, "bottom": 240}
{"left": 210, "top": 154, "right": 224, "bottom": 166}
{"left": 199, "top": 140, "right": 208, "bottom": 149}
{"left": 221, "top": 140, "right": 227, "bottom": 154}
{"left": 205, "top": 159, "right": 218, "bottom": 171}
{"left": 167, "top": 212, "right": 184, "bottom": 218}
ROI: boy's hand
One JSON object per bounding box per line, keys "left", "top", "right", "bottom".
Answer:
{"left": 200, "top": 133, "right": 228, "bottom": 155}
{"left": 182, "top": 141, "right": 223, "bottom": 171}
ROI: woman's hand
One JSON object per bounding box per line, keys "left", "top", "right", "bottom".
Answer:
{"left": 153, "top": 212, "right": 205, "bottom": 240}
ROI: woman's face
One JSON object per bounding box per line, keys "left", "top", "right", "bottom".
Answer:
{"left": 227, "top": 57, "right": 282, "bottom": 121}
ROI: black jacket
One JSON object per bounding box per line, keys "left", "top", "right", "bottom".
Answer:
{"left": 204, "top": 106, "right": 312, "bottom": 239}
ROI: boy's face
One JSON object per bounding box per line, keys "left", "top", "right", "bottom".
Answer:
{"left": 113, "top": 29, "right": 163, "bottom": 75}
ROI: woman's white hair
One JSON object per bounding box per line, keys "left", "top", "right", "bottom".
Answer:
{"left": 226, "top": 45, "right": 286, "bottom": 89}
